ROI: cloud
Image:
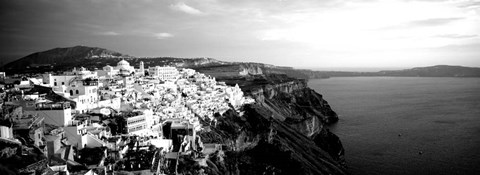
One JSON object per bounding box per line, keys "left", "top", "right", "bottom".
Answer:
{"left": 154, "top": 32, "right": 174, "bottom": 39}
{"left": 434, "top": 34, "right": 478, "bottom": 39}
{"left": 96, "top": 31, "right": 120, "bottom": 36}
{"left": 170, "top": 2, "right": 203, "bottom": 15}
{"left": 457, "top": 1, "right": 480, "bottom": 8}
{"left": 407, "top": 17, "right": 464, "bottom": 27}
{"left": 379, "top": 17, "right": 465, "bottom": 31}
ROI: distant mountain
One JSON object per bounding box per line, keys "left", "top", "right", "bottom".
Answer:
{"left": 378, "top": 65, "right": 480, "bottom": 77}
{"left": 298, "top": 65, "right": 480, "bottom": 78}
{"left": 2, "top": 46, "right": 130, "bottom": 73}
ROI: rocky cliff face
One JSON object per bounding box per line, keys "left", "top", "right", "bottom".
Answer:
{"left": 195, "top": 75, "right": 347, "bottom": 175}
{"left": 239, "top": 64, "right": 263, "bottom": 75}
{"left": 249, "top": 78, "right": 344, "bottom": 163}
{"left": 197, "top": 103, "right": 347, "bottom": 175}
{"left": 248, "top": 78, "right": 339, "bottom": 125}
{"left": 249, "top": 80, "right": 306, "bottom": 101}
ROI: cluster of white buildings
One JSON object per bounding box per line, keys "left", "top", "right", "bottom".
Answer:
{"left": 0, "top": 59, "right": 254, "bottom": 174}
{"left": 5, "top": 59, "right": 253, "bottom": 135}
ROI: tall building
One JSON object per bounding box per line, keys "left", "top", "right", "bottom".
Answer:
{"left": 138, "top": 61, "right": 145, "bottom": 76}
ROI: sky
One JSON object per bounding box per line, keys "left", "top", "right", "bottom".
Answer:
{"left": 1, "top": 0, "right": 479, "bottom": 69}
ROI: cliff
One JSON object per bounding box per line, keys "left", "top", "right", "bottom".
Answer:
{"left": 195, "top": 63, "right": 309, "bottom": 80}
{"left": 248, "top": 78, "right": 338, "bottom": 125}
{"left": 195, "top": 74, "right": 347, "bottom": 175}
{"left": 247, "top": 76, "right": 343, "bottom": 162}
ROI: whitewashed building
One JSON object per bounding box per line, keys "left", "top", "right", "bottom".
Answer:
{"left": 148, "top": 66, "right": 179, "bottom": 81}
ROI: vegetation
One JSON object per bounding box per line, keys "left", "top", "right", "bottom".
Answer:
{"left": 0, "top": 140, "right": 47, "bottom": 174}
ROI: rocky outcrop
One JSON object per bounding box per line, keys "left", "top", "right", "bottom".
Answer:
{"left": 248, "top": 78, "right": 338, "bottom": 125}
{"left": 239, "top": 64, "right": 263, "bottom": 75}
{"left": 196, "top": 74, "right": 346, "bottom": 175}
{"left": 249, "top": 79, "right": 306, "bottom": 101}
{"left": 197, "top": 104, "right": 347, "bottom": 175}
{"left": 252, "top": 79, "right": 344, "bottom": 165}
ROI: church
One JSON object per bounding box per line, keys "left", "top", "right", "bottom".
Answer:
{"left": 97, "top": 59, "right": 145, "bottom": 78}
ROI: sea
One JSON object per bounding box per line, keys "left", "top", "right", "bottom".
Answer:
{"left": 308, "top": 77, "right": 480, "bottom": 175}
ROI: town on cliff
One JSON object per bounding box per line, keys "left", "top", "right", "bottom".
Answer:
{"left": 0, "top": 59, "right": 258, "bottom": 174}
{"left": 0, "top": 56, "right": 347, "bottom": 175}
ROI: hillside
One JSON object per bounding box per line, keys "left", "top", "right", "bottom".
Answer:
{"left": 2, "top": 46, "right": 130, "bottom": 74}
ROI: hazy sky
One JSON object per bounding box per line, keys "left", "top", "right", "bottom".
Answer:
{"left": 1, "top": 0, "right": 479, "bottom": 68}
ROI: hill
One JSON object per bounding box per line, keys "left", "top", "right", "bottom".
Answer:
{"left": 2, "top": 46, "right": 130, "bottom": 74}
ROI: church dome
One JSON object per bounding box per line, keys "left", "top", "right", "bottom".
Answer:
{"left": 117, "top": 59, "right": 130, "bottom": 66}
{"left": 116, "top": 59, "right": 134, "bottom": 73}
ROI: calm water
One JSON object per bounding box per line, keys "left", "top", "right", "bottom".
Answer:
{"left": 308, "top": 77, "right": 480, "bottom": 175}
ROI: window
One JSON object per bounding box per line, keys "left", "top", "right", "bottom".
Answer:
{"left": 62, "top": 82, "right": 65, "bottom": 85}
{"left": 54, "top": 82, "right": 57, "bottom": 86}
{"left": 76, "top": 90, "right": 79, "bottom": 94}
{"left": 70, "top": 90, "right": 73, "bottom": 96}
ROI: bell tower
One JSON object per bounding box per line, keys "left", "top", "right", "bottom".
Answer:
{"left": 139, "top": 61, "right": 145, "bottom": 76}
